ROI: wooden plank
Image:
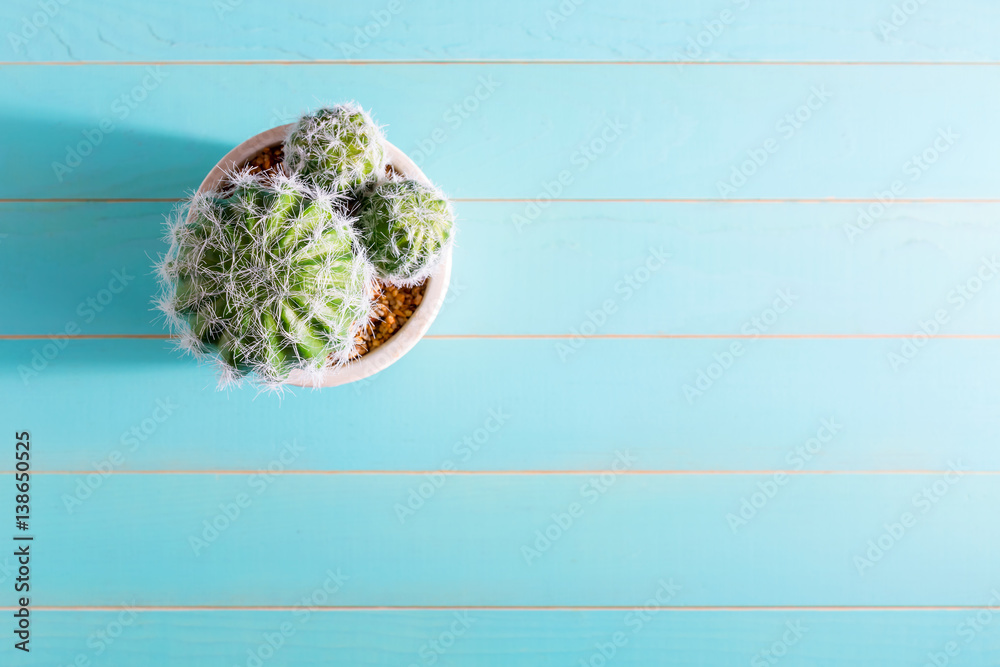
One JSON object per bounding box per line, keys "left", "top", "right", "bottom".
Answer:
{"left": 3, "top": 610, "right": 998, "bottom": 666}
{"left": 12, "top": 472, "right": 1000, "bottom": 606}
{"left": 3, "top": 338, "right": 999, "bottom": 471}
{"left": 5, "top": 201, "right": 1000, "bottom": 336}
{"left": 2, "top": 0, "right": 1000, "bottom": 63}
{"left": 0, "top": 64, "right": 995, "bottom": 199}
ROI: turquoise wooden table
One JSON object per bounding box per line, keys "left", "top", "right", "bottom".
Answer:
{"left": 3, "top": 1, "right": 1000, "bottom": 664}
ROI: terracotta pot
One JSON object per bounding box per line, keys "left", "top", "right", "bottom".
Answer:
{"left": 193, "top": 124, "right": 452, "bottom": 388}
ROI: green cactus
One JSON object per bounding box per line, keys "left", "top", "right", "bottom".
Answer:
{"left": 156, "top": 169, "right": 376, "bottom": 388}
{"left": 284, "top": 103, "right": 386, "bottom": 192}
{"left": 154, "top": 103, "right": 459, "bottom": 389}
{"left": 355, "top": 179, "right": 455, "bottom": 286}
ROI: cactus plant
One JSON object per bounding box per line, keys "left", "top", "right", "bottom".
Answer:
{"left": 155, "top": 168, "right": 376, "bottom": 389}
{"left": 153, "top": 103, "right": 458, "bottom": 389}
{"left": 355, "top": 178, "right": 455, "bottom": 286}
{"left": 284, "top": 103, "right": 387, "bottom": 192}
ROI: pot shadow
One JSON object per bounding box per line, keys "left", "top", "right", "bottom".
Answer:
{"left": 1, "top": 114, "right": 237, "bottom": 369}
{"left": 2, "top": 112, "right": 238, "bottom": 199}
{"left": 0, "top": 336, "right": 192, "bottom": 380}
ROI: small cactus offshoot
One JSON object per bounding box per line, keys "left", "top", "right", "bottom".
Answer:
{"left": 355, "top": 179, "right": 455, "bottom": 286}
{"left": 284, "top": 103, "right": 386, "bottom": 192}
{"left": 156, "top": 169, "right": 376, "bottom": 388}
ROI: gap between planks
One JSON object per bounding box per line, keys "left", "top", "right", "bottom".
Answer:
{"left": 1, "top": 605, "right": 997, "bottom": 612}
{"left": 3, "top": 334, "right": 1000, "bottom": 340}
{"left": 0, "top": 470, "right": 995, "bottom": 476}
{"left": 5, "top": 60, "right": 1000, "bottom": 66}
{"left": 6, "top": 197, "right": 1000, "bottom": 204}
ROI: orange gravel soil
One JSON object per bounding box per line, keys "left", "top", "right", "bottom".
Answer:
{"left": 350, "top": 281, "right": 427, "bottom": 358}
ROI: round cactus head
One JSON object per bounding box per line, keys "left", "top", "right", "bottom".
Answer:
{"left": 284, "top": 103, "right": 387, "bottom": 192}
{"left": 355, "top": 179, "right": 455, "bottom": 286}
{"left": 156, "top": 169, "right": 376, "bottom": 388}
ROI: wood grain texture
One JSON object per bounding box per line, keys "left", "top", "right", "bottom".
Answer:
{"left": 2, "top": 0, "right": 1000, "bottom": 63}
{"left": 1, "top": 610, "right": 998, "bottom": 666}
{"left": 3, "top": 2, "right": 1000, "bottom": 664}
{"left": 5, "top": 201, "right": 1000, "bottom": 336}
{"left": 1, "top": 64, "right": 997, "bottom": 199}
{"left": 8, "top": 472, "right": 999, "bottom": 606}
{"left": 3, "top": 338, "right": 1000, "bottom": 472}
{"left": 5, "top": 610, "right": 1000, "bottom": 666}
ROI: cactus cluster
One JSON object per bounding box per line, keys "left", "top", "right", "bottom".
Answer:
{"left": 155, "top": 103, "right": 455, "bottom": 389}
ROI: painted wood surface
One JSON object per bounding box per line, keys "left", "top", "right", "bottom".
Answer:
{"left": 5, "top": 202, "right": 1000, "bottom": 337}
{"left": 1, "top": 472, "right": 995, "bottom": 606}
{"left": 2, "top": 0, "right": 1000, "bottom": 664}
{"left": 3, "top": 338, "right": 1000, "bottom": 472}
{"left": 2, "top": 0, "right": 1000, "bottom": 63}
{"left": 0, "top": 65, "right": 996, "bottom": 200}
{"left": 2, "top": 611, "right": 998, "bottom": 667}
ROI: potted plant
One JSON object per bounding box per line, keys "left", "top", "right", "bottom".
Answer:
{"left": 154, "top": 103, "right": 455, "bottom": 390}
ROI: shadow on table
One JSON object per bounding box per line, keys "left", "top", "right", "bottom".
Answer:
{"left": 1, "top": 113, "right": 235, "bottom": 199}
{"left": 1, "top": 115, "right": 237, "bottom": 372}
